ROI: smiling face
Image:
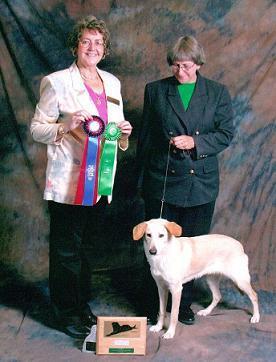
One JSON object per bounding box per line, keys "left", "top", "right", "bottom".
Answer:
{"left": 76, "top": 29, "right": 105, "bottom": 69}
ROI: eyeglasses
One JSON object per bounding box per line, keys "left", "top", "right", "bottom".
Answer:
{"left": 171, "top": 62, "right": 195, "bottom": 71}
{"left": 79, "top": 39, "right": 104, "bottom": 49}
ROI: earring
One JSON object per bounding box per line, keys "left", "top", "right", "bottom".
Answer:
{"left": 72, "top": 48, "right": 77, "bottom": 57}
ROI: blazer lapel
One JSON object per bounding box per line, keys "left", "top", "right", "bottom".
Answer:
{"left": 69, "top": 64, "right": 122, "bottom": 125}
{"left": 185, "top": 73, "right": 208, "bottom": 132}
{"left": 167, "top": 77, "right": 189, "bottom": 131}
{"left": 167, "top": 73, "right": 208, "bottom": 134}
{"left": 97, "top": 69, "right": 114, "bottom": 123}
{"left": 69, "top": 63, "right": 99, "bottom": 116}
{"left": 97, "top": 68, "right": 124, "bottom": 125}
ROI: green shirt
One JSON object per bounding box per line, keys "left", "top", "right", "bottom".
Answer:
{"left": 178, "top": 82, "right": 196, "bottom": 110}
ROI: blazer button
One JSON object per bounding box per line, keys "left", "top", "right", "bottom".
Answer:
{"left": 195, "top": 131, "right": 199, "bottom": 135}
{"left": 169, "top": 131, "right": 174, "bottom": 136}
{"left": 171, "top": 169, "right": 175, "bottom": 174}
{"left": 189, "top": 169, "right": 195, "bottom": 174}
{"left": 173, "top": 149, "right": 177, "bottom": 154}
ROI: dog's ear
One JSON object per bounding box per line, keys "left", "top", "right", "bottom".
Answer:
{"left": 133, "top": 222, "right": 147, "bottom": 240}
{"left": 165, "top": 221, "right": 182, "bottom": 237}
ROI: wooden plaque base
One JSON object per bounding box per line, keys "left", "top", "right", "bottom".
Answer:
{"left": 96, "top": 316, "right": 147, "bottom": 355}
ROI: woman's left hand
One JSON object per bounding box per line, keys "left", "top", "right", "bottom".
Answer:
{"left": 171, "top": 135, "right": 195, "bottom": 150}
{"left": 117, "top": 120, "right": 132, "bottom": 140}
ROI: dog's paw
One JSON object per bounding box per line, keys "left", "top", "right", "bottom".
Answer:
{"left": 250, "top": 314, "right": 260, "bottom": 323}
{"left": 149, "top": 324, "right": 163, "bottom": 333}
{"left": 197, "top": 308, "right": 210, "bottom": 317}
{"left": 162, "top": 329, "right": 175, "bottom": 339}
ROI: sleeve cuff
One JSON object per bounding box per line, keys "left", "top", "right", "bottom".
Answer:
{"left": 118, "top": 138, "right": 129, "bottom": 151}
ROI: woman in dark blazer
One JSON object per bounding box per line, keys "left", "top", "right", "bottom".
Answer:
{"left": 136, "top": 35, "right": 234, "bottom": 325}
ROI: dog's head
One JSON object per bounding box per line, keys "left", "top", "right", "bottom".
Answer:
{"left": 133, "top": 218, "right": 182, "bottom": 256}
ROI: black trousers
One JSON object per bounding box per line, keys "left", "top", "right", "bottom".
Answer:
{"left": 141, "top": 198, "right": 216, "bottom": 315}
{"left": 48, "top": 199, "right": 107, "bottom": 321}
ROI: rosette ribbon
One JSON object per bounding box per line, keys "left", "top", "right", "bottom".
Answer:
{"left": 98, "top": 122, "right": 122, "bottom": 200}
{"left": 74, "top": 116, "right": 105, "bottom": 206}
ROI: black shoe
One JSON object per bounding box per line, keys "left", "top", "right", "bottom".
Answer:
{"left": 147, "top": 316, "right": 156, "bottom": 325}
{"left": 178, "top": 307, "right": 195, "bottom": 325}
{"left": 80, "top": 306, "right": 97, "bottom": 328}
{"left": 146, "top": 312, "right": 158, "bottom": 325}
{"left": 61, "top": 323, "right": 90, "bottom": 339}
{"left": 53, "top": 312, "right": 90, "bottom": 339}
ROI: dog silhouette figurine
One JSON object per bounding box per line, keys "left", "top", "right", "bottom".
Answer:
{"left": 106, "top": 322, "right": 137, "bottom": 336}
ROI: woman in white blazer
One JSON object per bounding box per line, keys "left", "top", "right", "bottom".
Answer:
{"left": 30, "top": 15, "right": 132, "bottom": 339}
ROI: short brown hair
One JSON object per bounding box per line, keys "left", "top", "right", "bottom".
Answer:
{"left": 167, "top": 35, "right": 206, "bottom": 66}
{"left": 67, "top": 15, "right": 110, "bottom": 58}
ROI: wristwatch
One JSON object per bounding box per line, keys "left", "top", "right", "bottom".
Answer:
{"left": 57, "top": 125, "right": 66, "bottom": 136}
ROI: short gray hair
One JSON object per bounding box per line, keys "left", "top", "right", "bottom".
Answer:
{"left": 167, "top": 35, "right": 206, "bottom": 66}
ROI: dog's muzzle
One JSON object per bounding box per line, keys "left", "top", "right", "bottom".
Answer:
{"left": 149, "top": 247, "right": 157, "bottom": 255}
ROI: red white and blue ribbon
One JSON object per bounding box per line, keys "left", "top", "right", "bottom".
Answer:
{"left": 74, "top": 116, "right": 105, "bottom": 206}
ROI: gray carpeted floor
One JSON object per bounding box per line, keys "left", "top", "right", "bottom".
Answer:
{"left": 1, "top": 267, "right": 276, "bottom": 361}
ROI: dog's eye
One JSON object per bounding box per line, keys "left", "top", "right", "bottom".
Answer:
{"left": 146, "top": 233, "right": 151, "bottom": 238}
{"left": 159, "top": 233, "right": 164, "bottom": 238}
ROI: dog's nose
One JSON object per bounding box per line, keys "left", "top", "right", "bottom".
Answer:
{"left": 149, "top": 247, "right": 157, "bottom": 255}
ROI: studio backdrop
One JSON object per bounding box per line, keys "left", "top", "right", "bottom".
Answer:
{"left": 0, "top": 0, "right": 275, "bottom": 290}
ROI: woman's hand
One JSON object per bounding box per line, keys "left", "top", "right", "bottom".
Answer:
{"left": 117, "top": 120, "right": 132, "bottom": 140}
{"left": 65, "top": 110, "right": 92, "bottom": 132}
{"left": 171, "top": 135, "right": 195, "bottom": 150}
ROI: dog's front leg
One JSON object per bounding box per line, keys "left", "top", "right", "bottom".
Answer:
{"left": 162, "top": 286, "right": 182, "bottom": 339}
{"left": 149, "top": 283, "right": 168, "bottom": 333}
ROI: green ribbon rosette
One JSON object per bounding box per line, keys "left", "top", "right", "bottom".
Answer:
{"left": 98, "top": 122, "right": 122, "bottom": 197}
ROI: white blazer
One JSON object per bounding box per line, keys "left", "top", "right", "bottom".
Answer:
{"left": 30, "top": 62, "right": 127, "bottom": 204}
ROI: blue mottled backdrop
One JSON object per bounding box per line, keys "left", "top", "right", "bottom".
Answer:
{"left": 0, "top": 0, "right": 275, "bottom": 291}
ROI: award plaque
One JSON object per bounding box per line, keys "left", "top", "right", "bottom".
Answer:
{"left": 96, "top": 316, "right": 147, "bottom": 355}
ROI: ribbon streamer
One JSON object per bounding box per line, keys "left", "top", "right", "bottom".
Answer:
{"left": 98, "top": 123, "right": 122, "bottom": 198}
{"left": 74, "top": 116, "right": 105, "bottom": 205}
{"left": 82, "top": 136, "right": 100, "bottom": 205}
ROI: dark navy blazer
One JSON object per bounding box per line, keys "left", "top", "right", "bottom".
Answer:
{"left": 136, "top": 72, "right": 234, "bottom": 207}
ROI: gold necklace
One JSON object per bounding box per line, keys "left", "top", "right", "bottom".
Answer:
{"left": 80, "top": 72, "right": 103, "bottom": 105}
{"left": 94, "top": 93, "right": 102, "bottom": 105}
{"left": 80, "top": 72, "right": 99, "bottom": 81}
